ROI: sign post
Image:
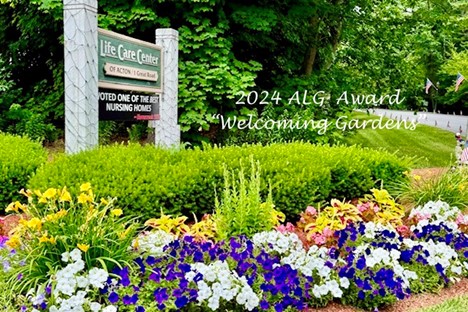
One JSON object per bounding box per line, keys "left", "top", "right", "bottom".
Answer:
{"left": 152, "top": 29, "right": 180, "bottom": 147}
{"left": 64, "top": 0, "right": 99, "bottom": 154}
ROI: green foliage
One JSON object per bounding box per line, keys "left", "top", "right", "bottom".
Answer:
{"left": 99, "top": 121, "right": 117, "bottom": 145}
{"left": 0, "top": 0, "right": 64, "bottom": 141}
{"left": 28, "top": 143, "right": 411, "bottom": 221}
{"left": 418, "top": 296, "right": 468, "bottom": 312}
{"left": 213, "top": 157, "right": 280, "bottom": 240}
{"left": 0, "top": 133, "right": 47, "bottom": 212}
{"left": 407, "top": 263, "right": 445, "bottom": 294}
{"left": 127, "top": 122, "right": 148, "bottom": 143}
{"left": 393, "top": 167, "right": 468, "bottom": 210}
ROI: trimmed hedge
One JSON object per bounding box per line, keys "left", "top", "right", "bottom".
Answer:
{"left": 28, "top": 142, "right": 411, "bottom": 221}
{"left": 0, "top": 133, "right": 47, "bottom": 211}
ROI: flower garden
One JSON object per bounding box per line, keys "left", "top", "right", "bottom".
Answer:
{"left": 0, "top": 136, "right": 467, "bottom": 312}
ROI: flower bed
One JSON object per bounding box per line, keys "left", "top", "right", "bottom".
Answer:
{"left": 0, "top": 185, "right": 467, "bottom": 312}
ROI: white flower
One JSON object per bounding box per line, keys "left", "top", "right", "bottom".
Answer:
{"left": 88, "top": 267, "right": 109, "bottom": 289}
{"left": 102, "top": 306, "right": 117, "bottom": 312}
{"left": 61, "top": 252, "right": 70, "bottom": 263}
{"left": 76, "top": 276, "right": 89, "bottom": 288}
{"left": 135, "top": 230, "right": 174, "bottom": 256}
{"left": 252, "top": 231, "right": 303, "bottom": 256}
{"left": 340, "top": 277, "right": 350, "bottom": 289}
{"left": 69, "top": 248, "right": 82, "bottom": 262}
{"left": 89, "top": 302, "right": 102, "bottom": 312}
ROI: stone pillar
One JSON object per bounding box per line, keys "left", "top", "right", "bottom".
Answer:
{"left": 64, "top": 0, "right": 98, "bottom": 154}
{"left": 152, "top": 28, "right": 180, "bottom": 147}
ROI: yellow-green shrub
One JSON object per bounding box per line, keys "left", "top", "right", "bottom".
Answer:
{"left": 0, "top": 133, "right": 47, "bottom": 212}
{"left": 28, "top": 142, "right": 411, "bottom": 221}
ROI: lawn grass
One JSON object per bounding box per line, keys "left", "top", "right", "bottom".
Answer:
{"left": 343, "top": 112, "right": 456, "bottom": 168}
{"left": 415, "top": 295, "right": 468, "bottom": 312}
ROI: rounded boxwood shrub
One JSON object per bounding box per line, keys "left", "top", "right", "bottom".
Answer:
{"left": 0, "top": 133, "right": 47, "bottom": 211}
{"left": 28, "top": 142, "right": 411, "bottom": 221}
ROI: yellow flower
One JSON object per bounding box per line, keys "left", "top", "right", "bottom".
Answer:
{"left": 5, "top": 201, "right": 26, "bottom": 213}
{"left": 57, "top": 209, "right": 68, "bottom": 218}
{"left": 5, "top": 202, "right": 18, "bottom": 213}
{"left": 26, "top": 218, "right": 42, "bottom": 231}
{"left": 6, "top": 235, "right": 21, "bottom": 249}
{"left": 80, "top": 183, "right": 92, "bottom": 192}
{"left": 100, "top": 198, "right": 109, "bottom": 205}
{"left": 132, "top": 239, "right": 139, "bottom": 249}
{"left": 118, "top": 227, "right": 132, "bottom": 239}
{"left": 413, "top": 175, "right": 421, "bottom": 181}
{"left": 38, "top": 234, "right": 56, "bottom": 244}
{"left": 19, "top": 188, "right": 32, "bottom": 198}
{"left": 45, "top": 209, "right": 68, "bottom": 222}
{"left": 43, "top": 188, "right": 57, "bottom": 199}
{"left": 77, "top": 244, "right": 90, "bottom": 252}
{"left": 111, "top": 209, "right": 123, "bottom": 217}
{"left": 78, "top": 193, "right": 92, "bottom": 204}
{"left": 59, "top": 187, "right": 72, "bottom": 202}
{"left": 39, "top": 234, "right": 49, "bottom": 243}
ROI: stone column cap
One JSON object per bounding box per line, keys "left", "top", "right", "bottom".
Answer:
{"left": 156, "top": 28, "right": 179, "bottom": 40}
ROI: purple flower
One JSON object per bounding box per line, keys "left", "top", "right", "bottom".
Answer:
{"left": 356, "top": 257, "right": 366, "bottom": 270}
{"left": 149, "top": 272, "right": 161, "bottom": 283}
{"left": 109, "top": 292, "right": 119, "bottom": 304}
{"left": 260, "top": 299, "right": 269, "bottom": 309}
{"left": 123, "top": 294, "right": 138, "bottom": 305}
{"left": 135, "top": 307, "right": 145, "bottom": 312}
{"left": 146, "top": 256, "right": 156, "bottom": 266}
{"left": 175, "top": 296, "right": 189, "bottom": 309}
{"left": 154, "top": 288, "right": 169, "bottom": 304}
{"left": 45, "top": 284, "right": 52, "bottom": 295}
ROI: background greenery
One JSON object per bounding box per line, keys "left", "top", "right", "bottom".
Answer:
{"left": 0, "top": 0, "right": 466, "bottom": 145}
{"left": 344, "top": 112, "right": 455, "bottom": 168}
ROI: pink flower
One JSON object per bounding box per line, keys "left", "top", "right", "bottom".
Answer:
{"left": 357, "top": 203, "right": 368, "bottom": 213}
{"left": 306, "top": 206, "right": 317, "bottom": 216}
{"left": 396, "top": 225, "right": 409, "bottom": 235}
{"left": 276, "top": 222, "right": 295, "bottom": 233}
{"left": 456, "top": 213, "right": 468, "bottom": 225}
{"left": 310, "top": 233, "right": 326, "bottom": 245}
{"left": 414, "top": 212, "right": 431, "bottom": 221}
{"left": 322, "top": 227, "right": 333, "bottom": 238}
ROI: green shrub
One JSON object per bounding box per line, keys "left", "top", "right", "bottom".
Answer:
{"left": 28, "top": 142, "right": 411, "bottom": 221}
{"left": 392, "top": 167, "right": 468, "bottom": 210}
{"left": 0, "top": 133, "right": 47, "bottom": 211}
{"left": 213, "top": 157, "right": 282, "bottom": 240}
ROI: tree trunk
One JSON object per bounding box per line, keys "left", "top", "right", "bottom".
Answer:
{"left": 303, "top": 15, "right": 320, "bottom": 76}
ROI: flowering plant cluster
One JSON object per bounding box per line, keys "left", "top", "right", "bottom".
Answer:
{"left": 1, "top": 182, "right": 467, "bottom": 312}
{"left": 96, "top": 199, "right": 467, "bottom": 311}
{"left": 1, "top": 184, "right": 138, "bottom": 299}
{"left": 289, "top": 189, "right": 406, "bottom": 247}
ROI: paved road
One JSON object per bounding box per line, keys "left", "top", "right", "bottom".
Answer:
{"left": 369, "top": 109, "right": 468, "bottom": 136}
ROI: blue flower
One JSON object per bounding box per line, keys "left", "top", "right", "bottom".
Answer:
{"left": 135, "top": 306, "right": 145, "bottom": 312}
